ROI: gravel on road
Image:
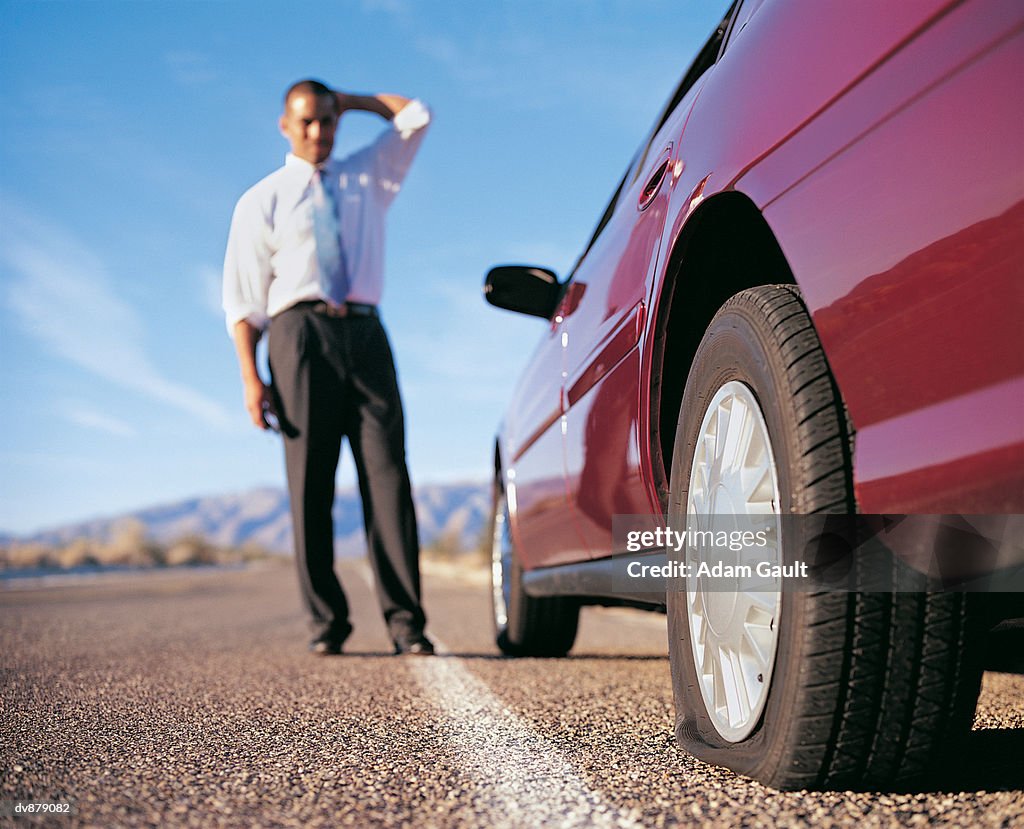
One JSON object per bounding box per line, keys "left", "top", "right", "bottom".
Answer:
{"left": 2, "top": 563, "right": 1022, "bottom": 828}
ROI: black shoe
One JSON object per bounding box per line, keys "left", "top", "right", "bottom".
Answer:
{"left": 309, "top": 626, "right": 351, "bottom": 656}
{"left": 393, "top": 634, "right": 435, "bottom": 656}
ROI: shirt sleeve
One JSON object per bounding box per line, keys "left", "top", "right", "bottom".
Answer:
{"left": 222, "top": 189, "right": 273, "bottom": 335}
{"left": 367, "top": 99, "right": 432, "bottom": 209}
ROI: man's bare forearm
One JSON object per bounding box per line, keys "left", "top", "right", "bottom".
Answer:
{"left": 335, "top": 91, "right": 411, "bottom": 121}
{"left": 232, "top": 320, "right": 263, "bottom": 384}
{"left": 232, "top": 320, "right": 274, "bottom": 429}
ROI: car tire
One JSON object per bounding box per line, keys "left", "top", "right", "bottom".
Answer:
{"left": 666, "top": 285, "right": 984, "bottom": 790}
{"left": 490, "top": 478, "right": 579, "bottom": 657}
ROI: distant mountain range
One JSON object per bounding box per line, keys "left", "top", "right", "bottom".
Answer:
{"left": 9, "top": 482, "right": 491, "bottom": 558}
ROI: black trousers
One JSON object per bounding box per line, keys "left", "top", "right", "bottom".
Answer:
{"left": 267, "top": 305, "right": 425, "bottom": 642}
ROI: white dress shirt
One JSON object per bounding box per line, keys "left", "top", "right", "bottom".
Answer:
{"left": 222, "top": 99, "right": 431, "bottom": 333}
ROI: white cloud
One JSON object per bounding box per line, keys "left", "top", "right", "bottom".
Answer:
{"left": 1, "top": 200, "right": 232, "bottom": 430}
{"left": 64, "top": 406, "right": 138, "bottom": 438}
{"left": 197, "top": 263, "right": 224, "bottom": 318}
{"left": 392, "top": 264, "right": 553, "bottom": 407}
{"left": 390, "top": 6, "right": 709, "bottom": 123}
{"left": 384, "top": 218, "right": 586, "bottom": 413}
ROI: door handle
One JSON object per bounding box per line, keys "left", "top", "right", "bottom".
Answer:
{"left": 638, "top": 144, "right": 673, "bottom": 211}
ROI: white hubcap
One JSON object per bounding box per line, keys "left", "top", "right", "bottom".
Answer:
{"left": 685, "top": 381, "right": 782, "bottom": 742}
{"left": 491, "top": 492, "right": 510, "bottom": 628}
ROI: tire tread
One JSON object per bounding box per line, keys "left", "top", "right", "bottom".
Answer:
{"left": 669, "top": 285, "right": 984, "bottom": 791}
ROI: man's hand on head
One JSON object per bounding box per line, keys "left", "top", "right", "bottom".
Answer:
{"left": 332, "top": 89, "right": 410, "bottom": 121}
{"left": 334, "top": 90, "right": 353, "bottom": 116}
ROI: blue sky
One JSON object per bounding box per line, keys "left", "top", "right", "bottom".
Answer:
{"left": 0, "top": 0, "right": 731, "bottom": 534}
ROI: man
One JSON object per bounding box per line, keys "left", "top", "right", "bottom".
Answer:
{"left": 222, "top": 79, "right": 433, "bottom": 656}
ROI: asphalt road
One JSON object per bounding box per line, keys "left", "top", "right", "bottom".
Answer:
{"left": 2, "top": 561, "right": 1022, "bottom": 828}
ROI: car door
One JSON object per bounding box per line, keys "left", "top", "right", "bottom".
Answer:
{"left": 501, "top": 303, "right": 589, "bottom": 571}
{"left": 561, "top": 81, "right": 707, "bottom": 557}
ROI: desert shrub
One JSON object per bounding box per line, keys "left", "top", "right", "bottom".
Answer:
{"left": 423, "top": 528, "right": 464, "bottom": 562}
{"left": 94, "top": 518, "right": 161, "bottom": 567}
{"left": 57, "top": 538, "right": 100, "bottom": 569}
{"left": 237, "top": 540, "right": 275, "bottom": 562}
{"left": 164, "top": 534, "right": 216, "bottom": 566}
{"left": 3, "top": 542, "right": 57, "bottom": 569}
{"left": 1, "top": 526, "right": 279, "bottom": 572}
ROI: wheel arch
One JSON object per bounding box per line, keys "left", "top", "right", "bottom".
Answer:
{"left": 648, "top": 191, "right": 797, "bottom": 510}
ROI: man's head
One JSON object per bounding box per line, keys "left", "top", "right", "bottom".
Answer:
{"left": 280, "top": 79, "right": 339, "bottom": 165}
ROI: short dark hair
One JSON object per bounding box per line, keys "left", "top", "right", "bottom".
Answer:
{"left": 283, "top": 79, "right": 336, "bottom": 110}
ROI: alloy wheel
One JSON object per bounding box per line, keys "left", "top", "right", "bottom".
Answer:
{"left": 684, "top": 380, "right": 782, "bottom": 742}
{"left": 491, "top": 490, "right": 511, "bottom": 629}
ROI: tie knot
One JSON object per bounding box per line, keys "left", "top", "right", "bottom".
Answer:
{"left": 313, "top": 168, "right": 335, "bottom": 207}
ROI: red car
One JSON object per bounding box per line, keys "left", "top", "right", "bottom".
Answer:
{"left": 484, "top": 0, "right": 1024, "bottom": 791}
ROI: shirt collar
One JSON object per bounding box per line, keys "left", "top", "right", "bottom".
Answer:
{"left": 284, "top": 153, "right": 334, "bottom": 179}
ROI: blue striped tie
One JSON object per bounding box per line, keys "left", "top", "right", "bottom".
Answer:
{"left": 312, "top": 168, "right": 349, "bottom": 305}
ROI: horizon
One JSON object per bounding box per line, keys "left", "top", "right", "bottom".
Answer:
{"left": 2, "top": 477, "right": 493, "bottom": 539}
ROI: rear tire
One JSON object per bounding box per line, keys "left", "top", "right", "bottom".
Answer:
{"left": 490, "top": 477, "right": 579, "bottom": 657}
{"left": 667, "top": 285, "right": 984, "bottom": 790}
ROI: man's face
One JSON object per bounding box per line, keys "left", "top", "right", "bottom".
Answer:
{"left": 279, "top": 92, "right": 338, "bottom": 165}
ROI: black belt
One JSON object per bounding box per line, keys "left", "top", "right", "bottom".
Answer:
{"left": 290, "top": 300, "right": 378, "bottom": 319}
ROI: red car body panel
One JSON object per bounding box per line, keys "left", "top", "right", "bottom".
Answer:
{"left": 499, "top": 0, "right": 1024, "bottom": 569}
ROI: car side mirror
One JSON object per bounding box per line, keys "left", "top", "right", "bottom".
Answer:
{"left": 483, "top": 265, "right": 561, "bottom": 320}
